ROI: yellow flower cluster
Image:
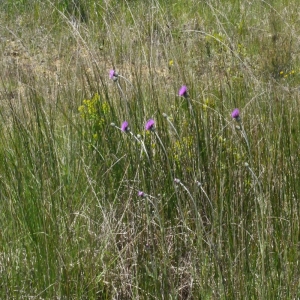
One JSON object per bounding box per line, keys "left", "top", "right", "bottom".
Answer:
{"left": 237, "top": 43, "right": 246, "bottom": 56}
{"left": 202, "top": 98, "right": 215, "bottom": 111}
{"left": 279, "top": 70, "right": 296, "bottom": 78}
{"left": 78, "top": 93, "right": 110, "bottom": 121}
{"left": 173, "top": 136, "right": 194, "bottom": 163}
{"left": 78, "top": 93, "right": 111, "bottom": 142}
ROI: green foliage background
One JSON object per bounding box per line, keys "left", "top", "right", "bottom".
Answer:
{"left": 0, "top": 0, "right": 299, "bottom": 298}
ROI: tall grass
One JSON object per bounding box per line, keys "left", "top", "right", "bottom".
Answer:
{"left": 0, "top": 0, "right": 299, "bottom": 298}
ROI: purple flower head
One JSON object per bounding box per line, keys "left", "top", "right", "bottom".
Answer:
{"left": 179, "top": 85, "right": 188, "bottom": 98}
{"left": 231, "top": 108, "right": 240, "bottom": 120}
{"left": 145, "top": 119, "right": 155, "bottom": 131}
{"left": 109, "top": 69, "right": 118, "bottom": 81}
{"left": 138, "top": 191, "right": 145, "bottom": 197}
{"left": 109, "top": 70, "right": 115, "bottom": 79}
{"left": 121, "top": 121, "right": 129, "bottom": 132}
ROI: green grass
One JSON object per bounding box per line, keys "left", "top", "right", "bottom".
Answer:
{"left": 0, "top": 0, "right": 299, "bottom": 298}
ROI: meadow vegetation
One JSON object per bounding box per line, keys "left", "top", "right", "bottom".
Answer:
{"left": 0, "top": 0, "right": 299, "bottom": 298}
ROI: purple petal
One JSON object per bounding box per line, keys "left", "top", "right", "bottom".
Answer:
{"left": 231, "top": 108, "right": 240, "bottom": 119}
{"left": 109, "top": 69, "right": 116, "bottom": 79}
{"left": 145, "top": 119, "right": 155, "bottom": 131}
{"left": 121, "top": 121, "right": 129, "bottom": 132}
{"left": 138, "top": 191, "right": 145, "bottom": 197}
{"left": 178, "top": 85, "right": 188, "bottom": 97}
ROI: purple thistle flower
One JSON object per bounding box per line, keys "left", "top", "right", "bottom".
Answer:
{"left": 231, "top": 108, "right": 240, "bottom": 120}
{"left": 179, "top": 85, "right": 188, "bottom": 98}
{"left": 145, "top": 119, "right": 155, "bottom": 131}
{"left": 121, "top": 121, "right": 129, "bottom": 132}
{"left": 109, "top": 70, "right": 115, "bottom": 79}
{"left": 109, "top": 69, "right": 118, "bottom": 80}
{"left": 138, "top": 191, "right": 145, "bottom": 197}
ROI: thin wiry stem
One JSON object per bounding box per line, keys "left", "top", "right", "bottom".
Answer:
{"left": 184, "top": 94, "right": 201, "bottom": 172}
{"left": 244, "top": 162, "right": 266, "bottom": 290}
{"left": 196, "top": 180, "right": 214, "bottom": 212}
{"left": 236, "top": 119, "right": 253, "bottom": 164}
{"left": 112, "top": 123, "right": 150, "bottom": 162}
{"left": 154, "top": 131, "right": 173, "bottom": 179}
{"left": 118, "top": 74, "right": 134, "bottom": 88}
{"left": 162, "top": 112, "right": 180, "bottom": 139}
